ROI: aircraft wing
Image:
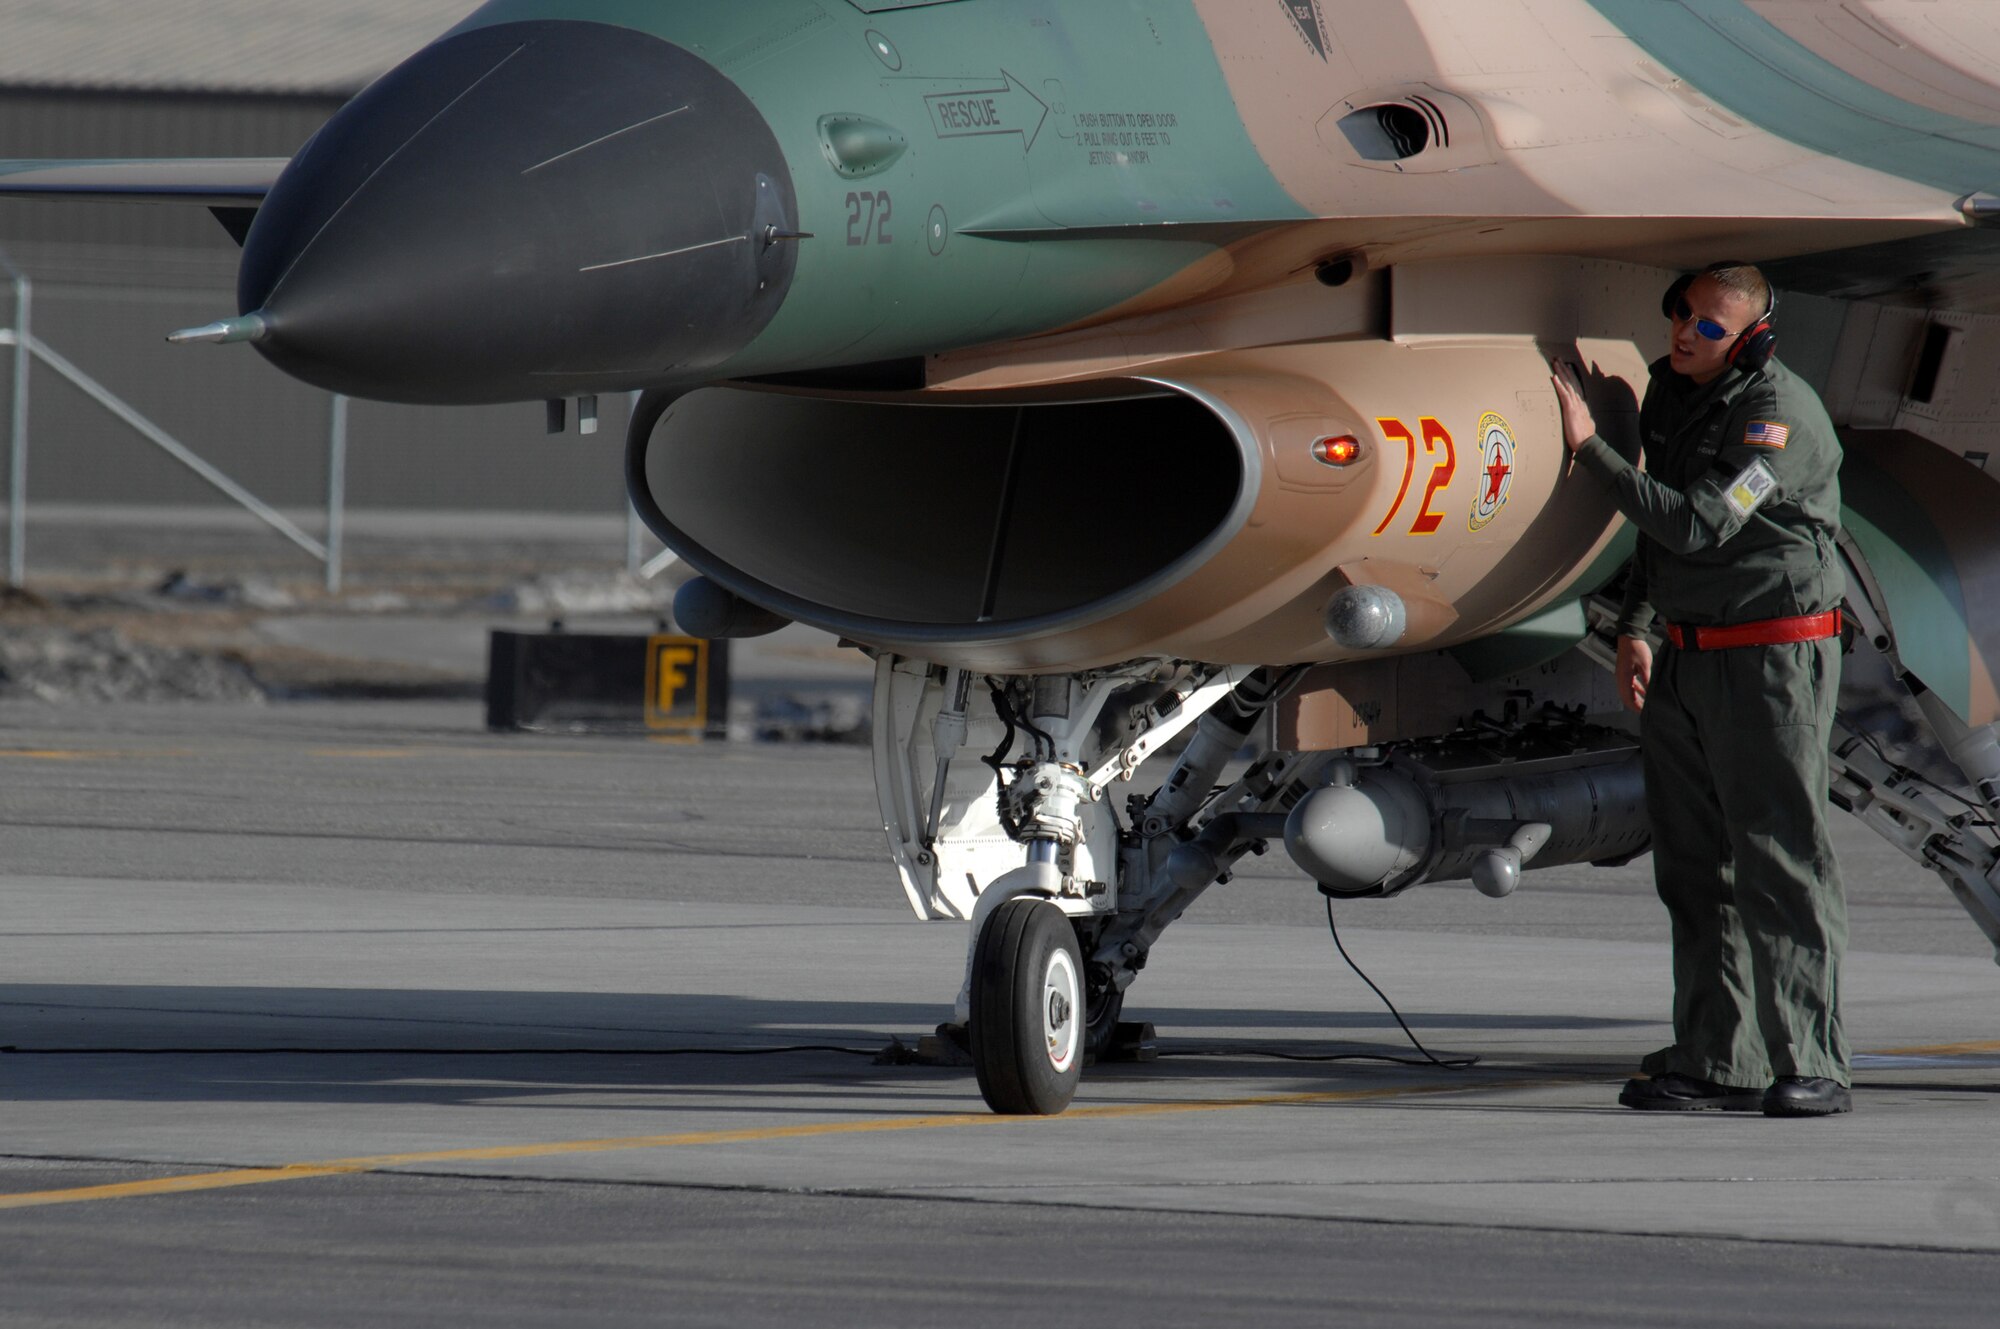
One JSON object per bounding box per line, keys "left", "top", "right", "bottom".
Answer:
{"left": 955, "top": 213, "right": 2000, "bottom": 316}
{"left": 0, "top": 159, "right": 287, "bottom": 207}
{"left": 1762, "top": 223, "right": 2000, "bottom": 313}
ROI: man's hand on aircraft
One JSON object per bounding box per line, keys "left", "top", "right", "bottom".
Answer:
{"left": 1616, "top": 635, "right": 1653, "bottom": 713}
{"left": 1550, "top": 359, "right": 1596, "bottom": 454}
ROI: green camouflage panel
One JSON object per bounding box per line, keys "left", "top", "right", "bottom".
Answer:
{"left": 1585, "top": 0, "right": 2000, "bottom": 195}
{"left": 452, "top": 0, "right": 1304, "bottom": 377}
{"left": 1840, "top": 434, "right": 2000, "bottom": 727}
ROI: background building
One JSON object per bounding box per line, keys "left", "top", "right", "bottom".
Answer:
{"left": 0, "top": 0, "right": 631, "bottom": 527}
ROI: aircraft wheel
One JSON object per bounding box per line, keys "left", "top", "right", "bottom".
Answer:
{"left": 970, "top": 897, "right": 1083, "bottom": 1115}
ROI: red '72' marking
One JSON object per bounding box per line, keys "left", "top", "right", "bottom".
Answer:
{"left": 1370, "top": 418, "right": 1418, "bottom": 535}
{"left": 1411, "top": 417, "right": 1456, "bottom": 535}
{"left": 1372, "top": 416, "right": 1456, "bottom": 536}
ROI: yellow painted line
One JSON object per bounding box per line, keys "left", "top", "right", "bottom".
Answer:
{"left": 0, "top": 743, "right": 636, "bottom": 763}
{"left": 12, "top": 1041, "right": 1992, "bottom": 1213}
{"left": 1871, "top": 1038, "right": 2000, "bottom": 1058}
{"left": 0, "top": 1166, "right": 359, "bottom": 1209}
{"left": 306, "top": 747, "right": 603, "bottom": 761}
{"left": 0, "top": 749, "right": 193, "bottom": 761}
{"left": 0, "top": 1076, "right": 1563, "bottom": 1212}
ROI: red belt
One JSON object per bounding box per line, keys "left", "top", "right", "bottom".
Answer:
{"left": 1664, "top": 609, "right": 1841, "bottom": 651}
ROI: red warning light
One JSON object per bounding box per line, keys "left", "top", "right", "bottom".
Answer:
{"left": 1312, "top": 435, "right": 1363, "bottom": 467}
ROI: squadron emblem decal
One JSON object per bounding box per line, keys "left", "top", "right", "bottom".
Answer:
{"left": 1281, "top": 2, "right": 1329, "bottom": 61}
{"left": 1469, "top": 411, "right": 1516, "bottom": 531}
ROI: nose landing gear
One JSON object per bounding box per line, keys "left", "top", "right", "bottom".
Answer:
{"left": 969, "top": 897, "right": 1083, "bottom": 1115}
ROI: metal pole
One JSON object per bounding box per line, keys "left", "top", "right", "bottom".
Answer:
{"left": 7, "top": 270, "right": 28, "bottom": 587}
{"left": 625, "top": 389, "right": 644, "bottom": 576}
{"left": 23, "top": 333, "right": 327, "bottom": 562}
{"left": 326, "top": 394, "right": 349, "bottom": 595}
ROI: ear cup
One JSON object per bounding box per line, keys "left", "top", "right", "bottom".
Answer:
{"left": 1729, "top": 320, "right": 1777, "bottom": 373}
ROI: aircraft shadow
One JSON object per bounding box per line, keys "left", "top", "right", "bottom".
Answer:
{"left": 0, "top": 983, "right": 1654, "bottom": 1107}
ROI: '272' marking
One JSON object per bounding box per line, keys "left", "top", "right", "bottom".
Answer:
{"left": 846, "top": 191, "right": 893, "bottom": 246}
{"left": 1371, "top": 417, "right": 1456, "bottom": 536}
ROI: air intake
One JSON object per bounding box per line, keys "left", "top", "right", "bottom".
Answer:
{"left": 629, "top": 385, "right": 1248, "bottom": 641}
{"left": 1337, "top": 98, "right": 1449, "bottom": 162}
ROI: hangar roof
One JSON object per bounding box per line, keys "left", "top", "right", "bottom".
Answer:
{"left": 0, "top": 1, "right": 479, "bottom": 96}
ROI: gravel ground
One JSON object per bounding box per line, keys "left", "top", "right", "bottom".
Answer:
{"left": 1, "top": 511, "right": 874, "bottom": 736}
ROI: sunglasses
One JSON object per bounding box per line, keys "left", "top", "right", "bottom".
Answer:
{"left": 1671, "top": 297, "right": 1733, "bottom": 342}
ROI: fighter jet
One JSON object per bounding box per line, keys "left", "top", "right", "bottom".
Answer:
{"left": 5, "top": 0, "right": 1999, "bottom": 1115}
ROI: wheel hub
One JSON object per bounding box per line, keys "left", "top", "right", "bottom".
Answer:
{"left": 1041, "top": 947, "right": 1080, "bottom": 1073}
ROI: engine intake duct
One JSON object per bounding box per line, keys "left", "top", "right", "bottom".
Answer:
{"left": 1284, "top": 748, "right": 1649, "bottom": 899}
{"left": 628, "top": 384, "right": 1246, "bottom": 642}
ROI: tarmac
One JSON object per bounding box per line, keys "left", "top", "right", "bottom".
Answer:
{"left": 1, "top": 695, "right": 1997, "bottom": 1327}
{"left": 1, "top": 510, "right": 1997, "bottom": 1325}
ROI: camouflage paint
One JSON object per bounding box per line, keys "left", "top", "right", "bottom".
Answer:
{"left": 1841, "top": 455, "right": 1969, "bottom": 716}
{"left": 451, "top": 0, "right": 1306, "bottom": 377}
{"left": 8, "top": 1, "right": 1996, "bottom": 719}
{"left": 1585, "top": 0, "right": 2000, "bottom": 194}
{"left": 1448, "top": 597, "right": 1590, "bottom": 683}
{"left": 1842, "top": 434, "right": 2000, "bottom": 727}
{"left": 1448, "top": 522, "right": 1640, "bottom": 683}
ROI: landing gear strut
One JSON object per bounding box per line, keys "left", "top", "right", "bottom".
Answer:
{"left": 1080, "top": 963, "right": 1126, "bottom": 1065}
{"left": 874, "top": 656, "right": 1260, "bottom": 1115}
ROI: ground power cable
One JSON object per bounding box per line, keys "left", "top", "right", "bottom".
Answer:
{"left": 1156, "top": 898, "right": 1478, "bottom": 1070}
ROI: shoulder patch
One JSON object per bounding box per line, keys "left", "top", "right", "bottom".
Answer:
{"left": 1744, "top": 420, "right": 1790, "bottom": 448}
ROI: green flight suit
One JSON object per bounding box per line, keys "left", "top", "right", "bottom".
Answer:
{"left": 1576, "top": 354, "right": 1849, "bottom": 1087}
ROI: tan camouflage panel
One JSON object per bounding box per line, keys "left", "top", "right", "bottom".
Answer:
{"left": 880, "top": 320, "right": 1643, "bottom": 674}
{"left": 933, "top": 0, "right": 1971, "bottom": 392}
{"left": 1190, "top": 0, "right": 1959, "bottom": 228}
{"left": 1745, "top": 1, "right": 2000, "bottom": 124}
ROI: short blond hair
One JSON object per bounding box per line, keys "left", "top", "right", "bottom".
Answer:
{"left": 1703, "top": 263, "right": 1772, "bottom": 318}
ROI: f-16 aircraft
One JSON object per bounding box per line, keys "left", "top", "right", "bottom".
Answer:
{"left": 5, "top": 0, "right": 1999, "bottom": 1115}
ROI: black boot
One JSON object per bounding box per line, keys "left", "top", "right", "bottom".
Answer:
{"left": 1618, "top": 1073, "right": 1763, "bottom": 1112}
{"left": 1762, "top": 1076, "right": 1852, "bottom": 1117}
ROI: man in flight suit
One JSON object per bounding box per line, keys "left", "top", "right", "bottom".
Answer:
{"left": 1552, "top": 262, "right": 1851, "bottom": 1117}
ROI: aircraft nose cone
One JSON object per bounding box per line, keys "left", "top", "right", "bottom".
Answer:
{"left": 239, "top": 21, "right": 799, "bottom": 404}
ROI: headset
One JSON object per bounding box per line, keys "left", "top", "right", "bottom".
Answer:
{"left": 1660, "top": 260, "right": 1778, "bottom": 374}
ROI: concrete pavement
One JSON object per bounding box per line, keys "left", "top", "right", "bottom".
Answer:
{"left": 1, "top": 700, "right": 1997, "bottom": 1325}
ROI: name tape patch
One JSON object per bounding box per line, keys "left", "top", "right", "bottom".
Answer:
{"left": 1725, "top": 458, "right": 1779, "bottom": 519}
{"left": 1744, "top": 420, "right": 1790, "bottom": 448}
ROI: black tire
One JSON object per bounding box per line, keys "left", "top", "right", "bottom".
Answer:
{"left": 969, "top": 898, "right": 1084, "bottom": 1115}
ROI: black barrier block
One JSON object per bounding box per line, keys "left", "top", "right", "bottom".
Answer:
{"left": 486, "top": 630, "right": 729, "bottom": 738}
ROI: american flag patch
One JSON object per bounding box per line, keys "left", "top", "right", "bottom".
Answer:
{"left": 1745, "top": 420, "right": 1790, "bottom": 448}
